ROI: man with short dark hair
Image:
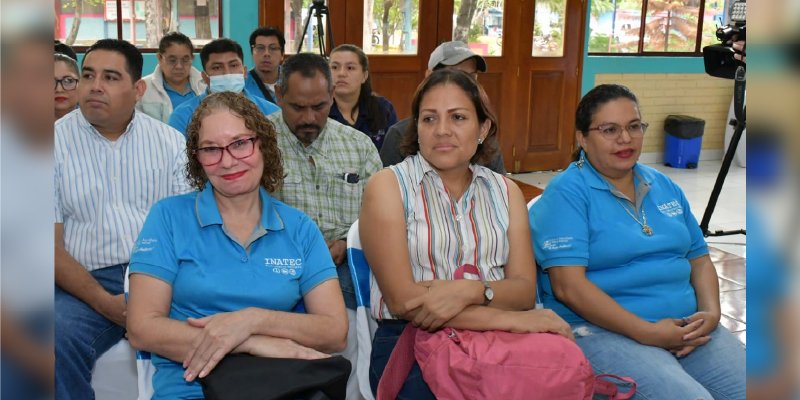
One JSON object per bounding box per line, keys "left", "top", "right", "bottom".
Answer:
{"left": 269, "top": 53, "right": 381, "bottom": 399}
{"left": 379, "top": 41, "right": 506, "bottom": 173}
{"left": 245, "top": 26, "right": 285, "bottom": 103}
{"left": 54, "top": 38, "right": 191, "bottom": 399}
{"left": 168, "top": 37, "right": 279, "bottom": 135}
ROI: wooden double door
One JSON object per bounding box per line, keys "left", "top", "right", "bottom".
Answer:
{"left": 261, "top": 0, "right": 586, "bottom": 172}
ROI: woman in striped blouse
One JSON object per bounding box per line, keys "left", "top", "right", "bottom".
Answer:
{"left": 359, "top": 69, "right": 573, "bottom": 398}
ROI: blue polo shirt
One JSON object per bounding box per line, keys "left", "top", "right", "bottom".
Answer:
{"left": 529, "top": 160, "right": 708, "bottom": 325}
{"left": 167, "top": 89, "right": 279, "bottom": 137}
{"left": 163, "top": 80, "right": 197, "bottom": 110}
{"left": 129, "top": 183, "right": 337, "bottom": 399}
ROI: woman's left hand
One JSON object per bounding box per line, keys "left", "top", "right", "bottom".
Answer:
{"left": 404, "top": 280, "right": 481, "bottom": 332}
{"left": 182, "top": 309, "right": 255, "bottom": 381}
{"left": 670, "top": 311, "right": 720, "bottom": 358}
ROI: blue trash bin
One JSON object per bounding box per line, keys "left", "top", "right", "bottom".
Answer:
{"left": 664, "top": 115, "right": 705, "bottom": 169}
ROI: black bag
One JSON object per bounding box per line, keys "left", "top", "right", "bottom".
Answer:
{"left": 199, "top": 354, "right": 351, "bottom": 400}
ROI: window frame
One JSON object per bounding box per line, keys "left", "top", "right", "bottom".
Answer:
{"left": 588, "top": 0, "right": 719, "bottom": 56}
{"left": 57, "top": 0, "right": 224, "bottom": 54}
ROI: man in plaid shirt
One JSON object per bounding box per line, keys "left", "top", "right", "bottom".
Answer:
{"left": 269, "top": 53, "right": 381, "bottom": 311}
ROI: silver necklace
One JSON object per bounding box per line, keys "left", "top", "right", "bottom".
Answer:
{"left": 615, "top": 198, "right": 653, "bottom": 236}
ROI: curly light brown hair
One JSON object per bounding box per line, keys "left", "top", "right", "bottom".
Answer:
{"left": 399, "top": 69, "right": 499, "bottom": 166}
{"left": 185, "top": 92, "right": 283, "bottom": 192}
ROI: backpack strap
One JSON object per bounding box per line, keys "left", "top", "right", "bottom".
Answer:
{"left": 376, "top": 324, "right": 418, "bottom": 400}
{"left": 248, "top": 69, "right": 276, "bottom": 103}
{"left": 593, "top": 373, "right": 637, "bottom": 400}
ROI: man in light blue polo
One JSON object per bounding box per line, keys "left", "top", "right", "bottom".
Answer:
{"left": 168, "top": 38, "right": 279, "bottom": 136}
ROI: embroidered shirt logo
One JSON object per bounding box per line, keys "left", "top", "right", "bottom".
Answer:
{"left": 542, "top": 236, "right": 573, "bottom": 251}
{"left": 657, "top": 200, "right": 683, "bottom": 217}
{"left": 133, "top": 238, "right": 158, "bottom": 253}
{"left": 265, "top": 258, "right": 302, "bottom": 276}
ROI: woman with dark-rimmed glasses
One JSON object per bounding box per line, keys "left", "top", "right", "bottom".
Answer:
{"left": 55, "top": 53, "right": 79, "bottom": 120}
{"left": 529, "top": 84, "right": 745, "bottom": 399}
{"left": 126, "top": 92, "right": 348, "bottom": 399}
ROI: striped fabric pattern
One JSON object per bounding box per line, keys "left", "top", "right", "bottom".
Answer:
{"left": 55, "top": 109, "right": 191, "bottom": 271}
{"left": 371, "top": 154, "right": 510, "bottom": 320}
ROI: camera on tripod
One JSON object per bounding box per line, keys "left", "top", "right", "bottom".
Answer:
{"left": 703, "top": 0, "right": 745, "bottom": 79}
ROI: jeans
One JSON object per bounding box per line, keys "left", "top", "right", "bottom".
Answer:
{"left": 368, "top": 320, "right": 435, "bottom": 400}
{"left": 573, "top": 322, "right": 746, "bottom": 400}
{"left": 336, "top": 261, "right": 356, "bottom": 310}
{"left": 55, "top": 264, "right": 126, "bottom": 400}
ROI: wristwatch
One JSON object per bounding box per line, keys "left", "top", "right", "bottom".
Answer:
{"left": 481, "top": 280, "right": 494, "bottom": 306}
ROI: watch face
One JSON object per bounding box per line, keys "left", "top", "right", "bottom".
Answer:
{"left": 485, "top": 287, "right": 494, "bottom": 301}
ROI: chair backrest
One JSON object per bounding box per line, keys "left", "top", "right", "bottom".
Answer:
{"left": 526, "top": 194, "right": 544, "bottom": 310}
{"left": 124, "top": 267, "right": 155, "bottom": 400}
{"left": 346, "top": 219, "right": 378, "bottom": 400}
{"left": 346, "top": 219, "right": 371, "bottom": 308}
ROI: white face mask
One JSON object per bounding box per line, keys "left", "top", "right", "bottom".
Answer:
{"left": 208, "top": 73, "right": 245, "bottom": 93}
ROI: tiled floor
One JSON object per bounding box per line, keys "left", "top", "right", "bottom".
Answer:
{"left": 512, "top": 160, "right": 747, "bottom": 345}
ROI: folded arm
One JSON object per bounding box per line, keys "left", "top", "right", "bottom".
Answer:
{"left": 361, "top": 171, "right": 566, "bottom": 336}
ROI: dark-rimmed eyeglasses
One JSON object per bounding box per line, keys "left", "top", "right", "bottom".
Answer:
{"left": 193, "top": 137, "right": 259, "bottom": 166}
{"left": 252, "top": 45, "right": 282, "bottom": 55}
{"left": 588, "top": 122, "right": 649, "bottom": 140}
{"left": 55, "top": 76, "right": 79, "bottom": 91}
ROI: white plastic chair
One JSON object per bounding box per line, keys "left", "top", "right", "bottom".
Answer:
{"left": 345, "top": 219, "right": 379, "bottom": 400}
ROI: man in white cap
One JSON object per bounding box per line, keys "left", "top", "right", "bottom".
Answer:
{"left": 379, "top": 40, "right": 505, "bottom": 173}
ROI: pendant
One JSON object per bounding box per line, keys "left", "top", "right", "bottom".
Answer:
{"left": 642, "top": 225, "right": 654, "bottom": 236}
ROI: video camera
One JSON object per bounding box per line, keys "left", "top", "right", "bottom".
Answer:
{"left": 703, "top": 0, "right": 745, "bottom": 79}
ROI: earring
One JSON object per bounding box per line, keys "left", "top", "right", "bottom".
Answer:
{"left": 477, "top": 138, "right": 484, "bottom": 145}
{"left": 576, "top": 149, "right": 586, "bottom": 168}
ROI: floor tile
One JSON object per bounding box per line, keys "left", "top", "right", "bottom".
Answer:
{"left": 720, "top": 290, "right": 746, "bottom": 323}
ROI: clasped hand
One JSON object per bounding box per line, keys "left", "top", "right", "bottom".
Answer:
{"left": 644, "top": 311, "right": 719, "bottom": 357}
{"left": 182, "top": 310, "right": 254, "bottom": 382}
{"left": 404, "top": 280, "right": 479, "bottom": 332}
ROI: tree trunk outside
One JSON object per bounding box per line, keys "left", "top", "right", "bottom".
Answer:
{"left": 364, "top": 0, "right": 375, "bottom": 52}
{"left": 292, "top": 0, "right": 304, "bottom": 52}
{"left": 195, "top": 0, "right": 211, "bottom": 39}
{"left": 144, "top": 0, "right": 162, "bottom": 48}
{"left": 65, "top": 0, "right": 83, "bottom": 46}
{"left": 454, "top": 0, "right": 477, "bottom": 43}
{"left": 382, "top": 0, "right": 393, "bottom": 51}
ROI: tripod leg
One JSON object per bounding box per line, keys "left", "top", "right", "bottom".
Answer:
{"left": 297, "top": 8, "right": 314, "bottom": 53}
{"left": 699, "top": 120, "right": 745, "bottom": 236}
{"left": 315, "top": 11, "right": 325, "bottom": 55}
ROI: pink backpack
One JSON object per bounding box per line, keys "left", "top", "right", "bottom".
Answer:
{"left": 377, "top": 265, "right": 635, "bottom": 400}
{"left": 377, "top": 325, "right": 635, "bottom": 400}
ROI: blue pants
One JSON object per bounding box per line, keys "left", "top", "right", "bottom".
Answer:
{"left": 574, "top": 322, "right": 746, "bottom": 400}
{"left": 369, "top": 319, "right": 435, "bottom": 400}
{"left": 55, "top": 264, "right": 126, "bottom": 400}
{"left": 336, "top": 261, "right": 356, "bottom": 310}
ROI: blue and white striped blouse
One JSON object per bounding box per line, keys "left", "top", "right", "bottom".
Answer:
{"left": 54, "top": 109, "right": 191, "bottom": 271}
{"left": 371, "top": 153, "right": 510, "bottom": 320}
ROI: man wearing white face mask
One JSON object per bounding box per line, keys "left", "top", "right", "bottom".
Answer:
{"left": 168, "top": 38, "right": 279, "bottom": 136}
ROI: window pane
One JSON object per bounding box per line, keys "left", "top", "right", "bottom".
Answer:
{"left": 643, "top": 0, "right": 700, "bottom": 52}
{"left": 55, "top": 0, "right": 220, "bottom": 49}
{"left": 532, "top": 0, "right": 565, "bottom": 57}
{"left": 701, "top": 0, "right": 728, "bottom": 48}
{"left": 588, "top": 0, "right": 643, "bottom": 53}
{"left": 451, "top": 0, "right": 503, "bottom": 57}
{"left": 285, "top": 0, "right": 333, "bottom": 55}
{"left": 363, "top": 0, "right": 419, "bottom": 55}
{"left": 56, "top": 0, "right": 108, "bottom": 47}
